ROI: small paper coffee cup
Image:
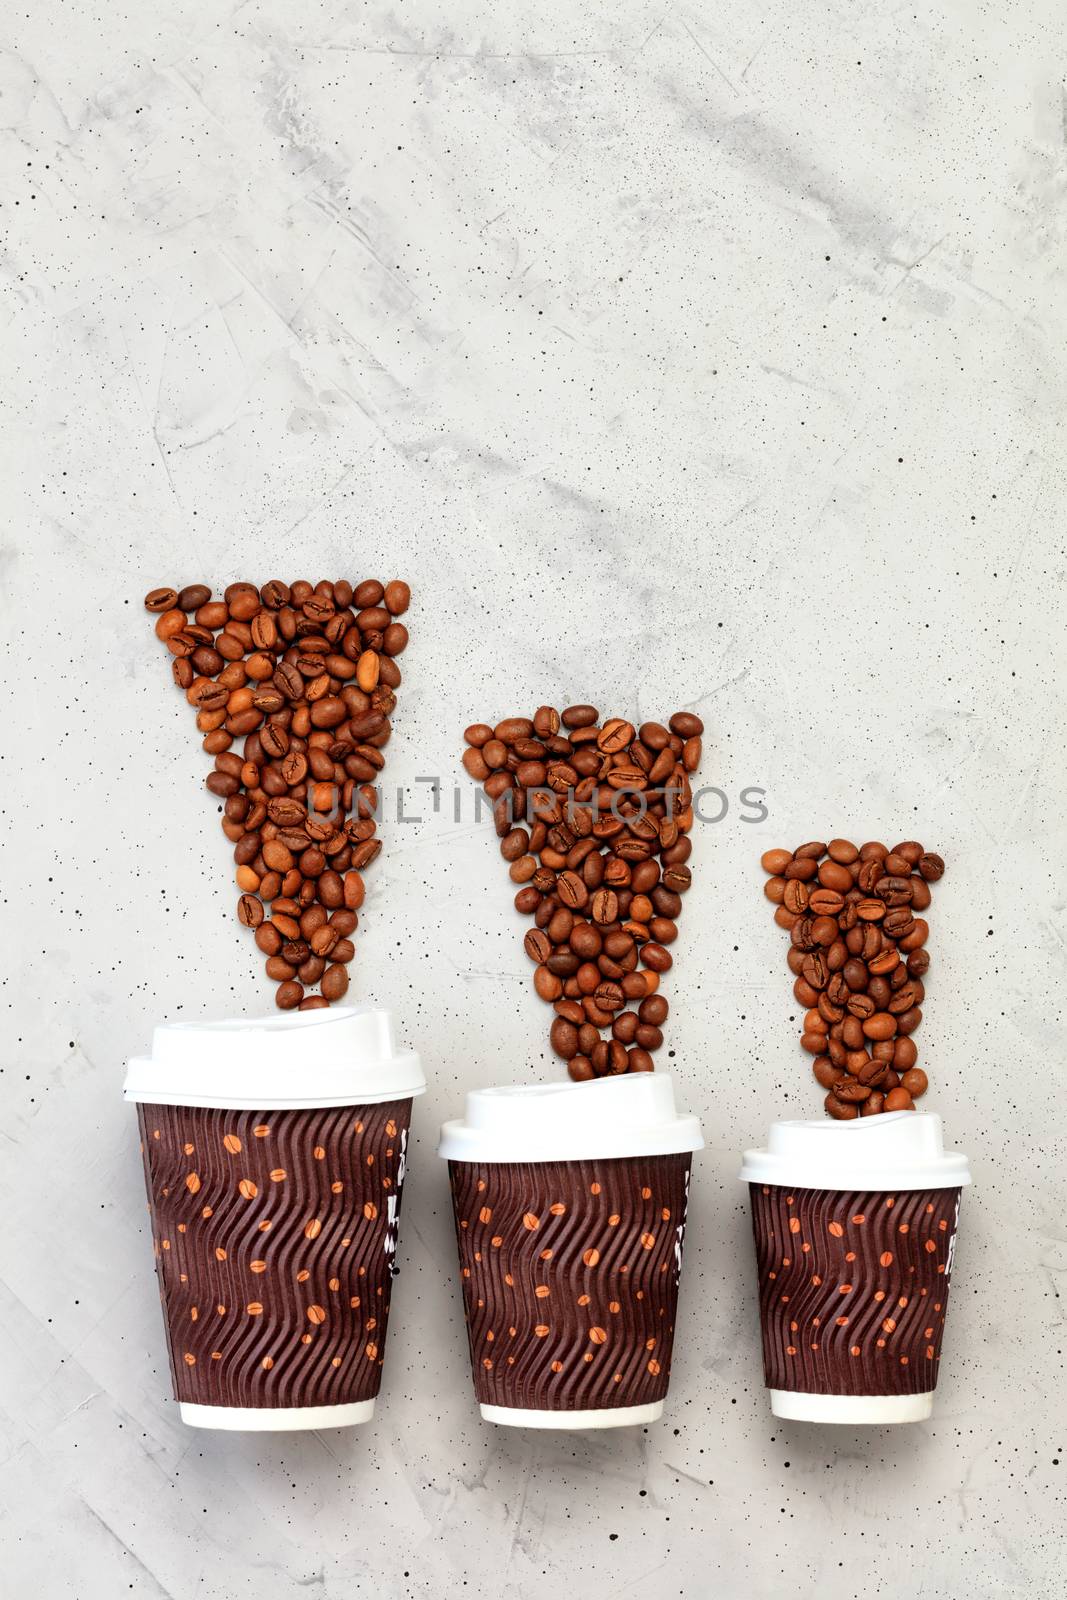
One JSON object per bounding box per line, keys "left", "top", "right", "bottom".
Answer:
{"left": 126, "top": 1006, "right": 424, "bottom": 1431}
{"left": 439, "top": 1074, "right": 703, "bottom": 1429}
{"left": 739, "top": 1112, "right": 970, "bottom": 1424}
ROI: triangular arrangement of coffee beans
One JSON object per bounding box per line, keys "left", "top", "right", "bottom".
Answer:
{"left": 759, "top": 838, "right": 944, "bottom": 1118}
{"left": 462, "top": 706, "right": 703, "bottom": 1079}
{"left": 145, "top": 579, "right": 410, "bottom": 1010}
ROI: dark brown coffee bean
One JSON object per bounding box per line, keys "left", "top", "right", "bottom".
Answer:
{"left": 918, "top": 852, "right": 944, "bottom": 882}
{"left": 668, "top": 711, "right": 704, "bottom": 738}
{"left": 524, "top": 929, "right": 552, "bottom": 964}
{"left": 176, "top": 584, "right": 211, "bottom": 611}
{"left": 275, "top": 980, "right": 304, "bottom": 1010}
{"left": 825, "top": 1093, "right": 859, "bottom": 1120}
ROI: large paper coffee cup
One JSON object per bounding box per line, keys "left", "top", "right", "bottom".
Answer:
{"left": 125, "top": 1006, "right": 424, "bottom": 1431}
{"left": 439, "top": 1075, "right": 703, "bottom": 1430}
{"left": 740, "top": 1112, "right": 970, "bottom": 1424}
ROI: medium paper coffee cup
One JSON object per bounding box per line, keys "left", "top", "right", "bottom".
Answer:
{"left": 740, "top": 1112, "right": 970, "bottom": 1424}
{"left": 439, "top": 1074, "right": 703, "bottom": 1429}
{"left": 126, "top": 1005, "right": 424, "bottom": 1431}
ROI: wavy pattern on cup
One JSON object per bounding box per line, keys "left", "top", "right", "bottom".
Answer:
{"left": 138, "top": 1099, "right": 411, "bottom": 1408}
{"left": 750, "top": 1183, "right": 961, "bottom": 1397}
{"left": 449, "top": 1154, "right": 691, "bottom": 1412}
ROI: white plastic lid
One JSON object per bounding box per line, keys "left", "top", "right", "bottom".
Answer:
{"left": 739, "top": 1111, "right": 970, "bottom": 1192}
{"left": 438, "top": 1073, "right": 703, "bottom": 1164}
{"left": 123, "top": 1004, "right": 424, "bottom": 1110}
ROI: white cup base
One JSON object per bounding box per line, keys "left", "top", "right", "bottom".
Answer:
{"left": 179, "top": 1398, "right": 376, "bottom": 1431}
{"left": 479, "top": 1399, "right": 664, "bottom": 1430}
{"left": 770, "top": 1389, "right": 934, "bottom": 1425}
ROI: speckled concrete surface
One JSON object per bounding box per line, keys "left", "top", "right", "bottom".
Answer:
{"left": 1, "top": 2, "right": 1065, "bottom": 1595}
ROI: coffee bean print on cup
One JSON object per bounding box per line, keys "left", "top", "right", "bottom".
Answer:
{"left": 145, "top": 579, "right": 410, "bottom": 1009}
{"left": 448, "top": 1153, "right": 692, "bottom": 1411}
{"left": 461, "top": 708, "right": 702, "bottom": 1077}
{"left": 760, "top": 839, "right": 945, "bottom": 1117}
{"left": 137, "top": 1099, "right": 412, "bottom": 1409}
{"left": 750, "top": 1184, "right": 961, "bottom": 1397}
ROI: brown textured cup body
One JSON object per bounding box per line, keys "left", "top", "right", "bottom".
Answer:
{"left": 749, "top": 1183, "right": 962, "bottom": 1397}
{"left": 137, "top": 1099, "right": 412, "bottom": 1412}
{"left": 449, "top": 1153, "right": 692, "bottom": 1413}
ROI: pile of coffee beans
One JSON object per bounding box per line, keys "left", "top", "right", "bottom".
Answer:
{"left": 760, "top": 839, "right": 945, "bottom": 1118}
{"left": 462, "top": 707, "right": 702, "bottom": 1080}
{"left": 145, "top": 580, "right": 410, "bottom": 1010}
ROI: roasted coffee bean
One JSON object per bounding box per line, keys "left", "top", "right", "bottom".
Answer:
{"left": 237, "top": 894, "right": 264, "bottom": 928}
{"left": 320, "top": 964, "right": 349, "bottom": 1001}
{"left": 782, "top": 879, "right": 809, "bottom": 914}
{"left": 550, "top": 1017, "right": 580, "bottom": 1060}
{"left": 783, "top": 856, "right": 818, "bottom": 881}
{"left": 524, "top": 929, "right": 552, "bottom": 964}
{"left": 817, "top": 860, "right": 853, "bottom": 892}
{"left": 590, "top": 888, "right": 618, "bottom": 924}
{"left": 808, "top": 888, "right": 844, "bottom": 916}
{"left": 275, "top": 980, "right": 304, "bottom": 1010}
{"left": 761, "top": 848, "right": 793, "bottom": 875}
{"left": 857, "top": 1057, "right": 888, "bottom": 1088}
{"left": 463, "top": 704, "right": 701, "bottom": 1074}
{"left": 825, "top": 1093, "right": 859, "bottom": 1120}
{"left": 918, "top": 852, "right": 945, "bottom": 882}
{"left": 834, "top": 1079, "right": 871, "bottom": 1104}
{"left": 800, "top": 952, "right": 828, "bottom": 990}
{"left": 149, "top": 576, "right": 410, "bottom": 1006}
{"left": 813, "top": 1056, "right": 844, "bottom": 1089}
{"left": 884, "top": 1087, "right": 914, "bottom": 1111}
